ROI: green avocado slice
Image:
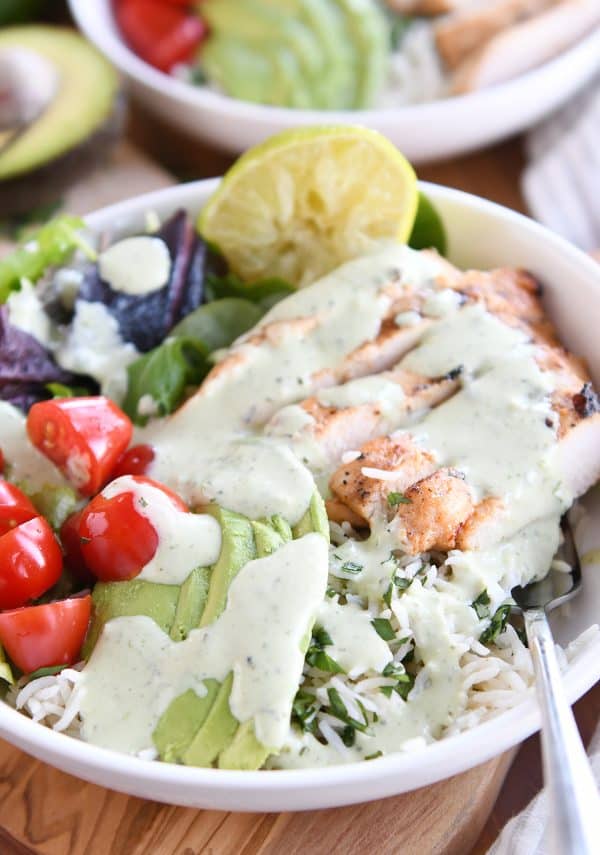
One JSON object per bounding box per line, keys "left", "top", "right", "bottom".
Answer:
{"left": 0, "top": 27, "right": 119, "bottom": 180}
{"left": 292, "top": 490, "right": 330, "bottom": 541}
{"left": 333, "top": 0, "right": 390, "bottom": 108}
{"left": 153, "top": 681, "right": 220, "bottom": 764}
{"left": 182, "top": 673, "right": 239, "bottom": 767}
{"left": 169, "top": 566, "right": 211, "bottom": 642}
{"left": 83, "top": 580, "right": 180, "bottom": 658}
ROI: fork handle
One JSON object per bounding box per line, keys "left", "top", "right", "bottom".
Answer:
{"left": 524, "top": 608, "right": 600, "bottom": 854}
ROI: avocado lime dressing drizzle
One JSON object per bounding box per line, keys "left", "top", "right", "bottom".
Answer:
{"left": 398, "top": 304, "right": 570, "bottom": 543}
{"left": 76, "top": 534, "right": 328, "bottom": 754}
{"left": 0, "top": 402, "right": 67, "bottom": 491}
{"left": 144, "top": 244, "right": 442, "bottom": 523}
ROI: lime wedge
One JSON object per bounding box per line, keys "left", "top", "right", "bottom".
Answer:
{"left": 198, "top": 126, "right": 418, "bottom": 287}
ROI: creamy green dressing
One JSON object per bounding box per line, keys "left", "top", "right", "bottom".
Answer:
{"left": 102, "top": 476, "right": 222, "bottom": 585}
{"left": 317, "top": 599, "right": 392, "bottom": 675}
{"left": 76, "top": 534, "right": 328, "bottom": 753}
{"left": 0, "top": 402, "right": 67, "bottom": 491}
{"left": 145, "top": 244, "right": 443, "bottom": 522}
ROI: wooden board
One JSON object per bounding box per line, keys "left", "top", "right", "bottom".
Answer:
{"left": 0, "top": 138, "right": 519, "bottom": 855}
{"left": 0, "top": 738, "right": 514, "bottom": 855}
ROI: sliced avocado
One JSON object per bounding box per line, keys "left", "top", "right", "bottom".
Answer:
{"left": 333, "top": 0, "right": 389, "bottom": 108}
{"left": 153, "top": 680, "right": 220, "bottom": 764}
{"left": 262, "top": 0, "right": 355, "bottom": 109}
{"left": 268, "top": 514, "right": 293, "bottom": 543}
{"left": 218, "top": 719, "right": 272, "bottom": 770}
{"left": 201, "top": 38, "right": 274, "bottom": 105}
{"left": 292, "top": 491, "right": 330, "bottom": 541}
{"left": 183, "top": 673, "right": 239, "bottom": 767}
{"left": 169, "top": 566, "right": 210, "bottom": 642}
{"left": 201, "top": 0, "right": 321, "bottom": 107}
{"left": 251, "top": 520, "right": 284, "bottom": 558}
{"left": 83, "top": 579, "right": 179, "bottom": 657}
{"left": 199, "top": 505, "right": 256, "bottom": 626}
{"left": 0, "top": 27, "right": 120, "bottom": 181}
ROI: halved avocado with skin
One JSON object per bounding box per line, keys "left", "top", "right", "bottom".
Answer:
{"left": 0, "top": 26, "right": 122, "bottom": 214}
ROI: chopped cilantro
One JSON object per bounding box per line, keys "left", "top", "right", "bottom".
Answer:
{"left": 383, "top": 583, "right": 393, "bottom": 608}
{"left": 393, "top": 574, "right": 413, "bottom": 593}
{"left": 472, "top": 589, "right": 491, "bottom": 620}
{"left": 306, "top": 626, "right": 344, "bottom": 674}
{"left": 371, "top": 618, "right": 396, "bottom": 641}
{"left": 291, "top": 689, "right": 318, "bottom": 734}
{"left": 326, "top": 687, "right": 369, "bottom": 733}
{"left": 326, "top": 586, "right": 337, "bottom": 599}
{"left": 341, "top": 561, "right": 363, "bottom": 574}
{"left": 365, "top": 750, "right": 383, "bottom": 761}
{"left": 383, "top": 661, "right": 405, "bottom": 679}
{"left": 480, "top": 604, "right": 511, "bottom": 644}
{"left": 387, "top": 492, "right": 411, "bottom": 507}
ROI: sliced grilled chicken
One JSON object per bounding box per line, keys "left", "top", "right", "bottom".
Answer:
{"left": 328, "top": 336, "right": 600, "bottom": 553}
{"left": 435, "top": 0, "right": 557, "bottom": 69}
{"left": 394, "top": 468, "right": 475, "bottom": 552}
{"left": 328, "top": 435, "right": 437, "bottom": 525}
{"left": 452, "top": 0, "right": 600, "bottom": 93}
{"left": 266, "top": 368, "right": 461, "bottom": 472}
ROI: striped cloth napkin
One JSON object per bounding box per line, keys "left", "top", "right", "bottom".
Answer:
{"left": 488, "top": 726, "right": 600, "bottom": 854}
{"left": 490, "top": 79, "right": 600, "bottom": 854}
{"left": 522, "top": 76, "right": 600, "bottom": 251}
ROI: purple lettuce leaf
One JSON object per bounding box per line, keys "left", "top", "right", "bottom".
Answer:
{"left": 77, "top": 210, "right": 227, "bottom": 353}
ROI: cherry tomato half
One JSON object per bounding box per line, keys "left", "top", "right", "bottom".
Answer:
{"left": 78, "top": 476, "right": 186, "bottom": 582}
{"left": 60, "top": 509, "right": 94, "bottom": 586}
{"left": 0, "top": 596, "right": 92, "bottom": 673}
{"left": 115, "top": 0, "right": 207, "bottom": 72}
{"left": 0, "top": 517, "right": 63, "bottom": 610}
{"left": 27, "top": 397, "right": 133, "bottom": 496}
{"left": 113, "top": 444, "right": 155, "bottom": 478}
{"left": 0, "top": 481, "right": 38, "bottom": 536}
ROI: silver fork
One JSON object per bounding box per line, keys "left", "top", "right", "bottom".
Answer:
{"left": 511, "top": 519, "right": 600, "bottom": 855}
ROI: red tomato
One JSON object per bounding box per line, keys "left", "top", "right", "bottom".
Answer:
{"left": 113, "top": 444, "right": 155, "bottom": 478}
{"left": 0, "top": 449, "right": 4, "bottom": 474}
{"left": 60, "top": 509, "right": 94, "bottom": 586}
{"left": 115, "top": 0, "right": 207, "bottom": 72}
{"left": 0, "top": 596, "right": 92, "bottom": 673}
{"left": 0, "top": 481, "right": 38, "bottom": 536}
{"left": 78, "top": 476, "right": 186, "bottom": 582}
{"left": 0, "top": 517, "right": 63, "bottom": 610}
{"left": 27, "top": 397, "right": 133, "bottom": 497}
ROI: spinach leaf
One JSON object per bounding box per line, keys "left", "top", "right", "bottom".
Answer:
{"left": 123, "top": 337, "right": 208, "bottom": 425}
{"left": 0, "top": 215, "right": 95, "bottom": 303}
{"left": 205, "top": 271, "right": 294, "bottom": 311}
{"left": 409, "top": 193, "right": 447, "bottom": 256}
{"left": 170, "top": 297, "right": 262, "bottom": 351}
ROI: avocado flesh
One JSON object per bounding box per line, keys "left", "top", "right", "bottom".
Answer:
{"left": 169, "top": 566, "right": 210, "bottom": 642}
{"left": 153, "top": 681, "right": 220, "bottom": 764}
{"left": 153, "top": 507, "right": 256, "bottom": 763}
{"left": 83, "top": 579, "right": 179, "bottom": 658}
{"left": 216, "top": 499, "right": 329, "bottom": 771}
{"left": 251, "top": 520, "right": 284, "bottom": 557}
{"left": 0, "top": 27, "right": 119, "bottom": 180}
{"left": 266, "top": 514, "right": 293, "bottom": 543}
{"left": 201, "top": 0, "right": 321, "bottom": 108}
{"left": 292, "top": 491, "right": 330, "bottom": 541}
{"left": 262, "top": 0, "right": 355, "bottom": 109}
{"left": 183, "top": 673, "right": 239, "bottom": 767}
{"left": 334, "top": 0, "right": 389, "bottom": 108}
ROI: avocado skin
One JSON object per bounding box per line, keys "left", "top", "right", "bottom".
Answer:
{"left": 0, "top": 27, "right": 120, "bottom": 183}
{"left": 83, "top": 578, "right": 179, "bottom": 658}
{"left": 0, "top": 97, "right": 124, "bottom": 217}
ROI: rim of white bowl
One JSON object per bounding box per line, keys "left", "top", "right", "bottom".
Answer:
{"left": 69, "top": 0, "right": 600, "bottom": 126}
{"left": 1, "top": 179, "right": 598, "bottom": 806}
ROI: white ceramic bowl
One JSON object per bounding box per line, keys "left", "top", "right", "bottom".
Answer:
{"left": 1, "top": 180, "right": 599, "bottom": 811}
{"left": 69, "top": 0, "right": 600, "bottom": 162}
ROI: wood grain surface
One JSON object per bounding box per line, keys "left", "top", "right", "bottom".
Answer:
{"left": 0, "top": 100, "right": 597, "bottom": 854}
